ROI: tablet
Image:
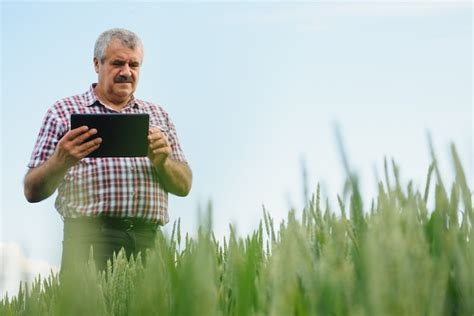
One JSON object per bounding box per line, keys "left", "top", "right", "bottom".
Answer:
{"left": 70, "top": 113, "right": 150, "bottom": 157}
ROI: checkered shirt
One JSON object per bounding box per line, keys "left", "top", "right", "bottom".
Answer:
{"left": 28, "top": 84, "right": 188, "bottom": 225}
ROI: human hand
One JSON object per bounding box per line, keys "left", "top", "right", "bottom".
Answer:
{"left": 52, "top": 126, "right": 102, "bottom": 169}
{"left": 148, "top": 127, "right": 171, "bottom": 168}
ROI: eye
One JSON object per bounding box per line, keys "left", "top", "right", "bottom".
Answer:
{"left": 111, "top": 60, "right": 125, "bottom": 66}
{"left": 130, "top": 62, "right": 140, "bottom": 69}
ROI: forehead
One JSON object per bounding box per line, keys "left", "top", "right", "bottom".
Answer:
{"left": 104, "top": 39, "right": 143, "bottom": 61}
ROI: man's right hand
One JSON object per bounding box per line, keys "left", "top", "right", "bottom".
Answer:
{"left": 24, "top": 126, "right": 102, "bottom": 203}
{"left": 52, "top": 126, "right": 102, "bottom": 169}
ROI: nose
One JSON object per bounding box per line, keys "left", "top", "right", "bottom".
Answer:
{"left": 119, "top": 64, "right": 132, "bottom": 77}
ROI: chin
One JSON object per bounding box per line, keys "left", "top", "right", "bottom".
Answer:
{"left": 114, "top": 88, "right": 134, "bottom": 97}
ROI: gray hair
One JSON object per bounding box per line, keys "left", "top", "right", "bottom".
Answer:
{"left": 94, "top": 28, "right": 143, "bottom": 63}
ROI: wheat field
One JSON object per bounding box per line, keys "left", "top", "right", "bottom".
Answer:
{"left": 1, "top": 144, "right": 472, "bottom": 315}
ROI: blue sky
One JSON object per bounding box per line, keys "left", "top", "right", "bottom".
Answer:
{"left": 1, "top": 1, "right": 472, "bottom": 296}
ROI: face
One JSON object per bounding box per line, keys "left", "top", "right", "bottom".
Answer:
{"left": 94, "top": 39, "right": 143, "bottom": 106}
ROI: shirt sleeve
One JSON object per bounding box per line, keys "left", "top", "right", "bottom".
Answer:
{"left": 28, "top": 109, "right": 67, "bottom": 168}
{"left": 164, "top": 112, "right": 188, "bottom": 164}
{"left": 167, "top": 117, "right": 188, "bottom": 163}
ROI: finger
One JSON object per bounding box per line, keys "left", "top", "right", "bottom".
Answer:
{"left": 149, "top": 127, "right": 160, "bottom": 134}
{"left": 65, "top": 125, "right": 90, "bottom": 140}
{"left": 149, "top": 134, "right": 166, "bottom": 144}
{"left": 149, "top": 139, "right": 168, "bottom": 150}
{"left": 153, "top": 147, "right": 171, "bottom": 155}
{"left": 148, "top": 130, "right": 165, "bottom": 140}
{"left": 149, "top": 132, "right": 169, "bottom": 145}
{"left": 153, "top": 147, "right": 171, "bottom": 154}
{"left": 78, "top": 137, "right": 102, "bottom": 153}
{"left": 73, "top": 128, "right": 98, "bottom": 145}
{"left": 82, "top": 143, "right": 101, "bottom": 157}
{"left": 148, "top": 134, "right": 164, "bottom": 143}
{"left": 148, "top": 137, "right": 168, "bottom": 146}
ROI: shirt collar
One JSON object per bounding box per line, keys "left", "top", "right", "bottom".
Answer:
{"left": 86, "top": 83, "right": 141, "bottom": 110}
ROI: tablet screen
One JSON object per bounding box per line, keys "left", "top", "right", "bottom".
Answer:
{"left": 70, "top": 113, "right": 150, "bottom": 157}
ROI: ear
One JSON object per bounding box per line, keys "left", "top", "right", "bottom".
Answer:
{"left": 93, "top": 57, "right": 100, "bottom": 74}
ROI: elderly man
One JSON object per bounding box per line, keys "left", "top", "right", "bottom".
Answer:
{"left": 24, "top": 28, "right": 192, "bottom": 270}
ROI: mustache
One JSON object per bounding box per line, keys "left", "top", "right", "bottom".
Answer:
{"left": 115, "top": 75, "right": 133, "bottom": 83}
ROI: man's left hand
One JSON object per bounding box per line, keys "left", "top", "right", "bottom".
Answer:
{"left": 148, "top": 127, "right": 171, "bottom": 168}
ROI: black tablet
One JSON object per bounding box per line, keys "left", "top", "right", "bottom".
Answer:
{"left": 70, "top": 113, "right": 150, "bottom": 157}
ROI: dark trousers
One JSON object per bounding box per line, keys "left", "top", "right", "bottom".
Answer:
{"left": 61, "top": 217, "right": 158, "bottom": 272}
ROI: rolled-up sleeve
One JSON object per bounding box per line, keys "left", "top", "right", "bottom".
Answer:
{"left": 28, "top": 109, "right": 66, "bottom": 168}
{"left": 165, "top": 113, "right": 187, "bottom": 164}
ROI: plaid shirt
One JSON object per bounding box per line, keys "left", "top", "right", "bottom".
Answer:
{"left": 28, "top": 84, "right": 187, "bottom": 225}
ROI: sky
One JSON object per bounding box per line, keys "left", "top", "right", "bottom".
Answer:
{"left": 1, "top": 1, "right": 472, "bottom": 297}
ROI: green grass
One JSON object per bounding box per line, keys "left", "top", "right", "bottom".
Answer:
{"left": 1, "top": 144, "right": 472, "bottom": 315}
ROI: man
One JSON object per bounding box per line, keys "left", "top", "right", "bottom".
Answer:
{"left": 24, "top": 28, "right": 192, "bottom": 270}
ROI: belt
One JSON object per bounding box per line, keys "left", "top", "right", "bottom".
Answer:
{"left": 64, "top": 216, "right": 159, "bottom": 232}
